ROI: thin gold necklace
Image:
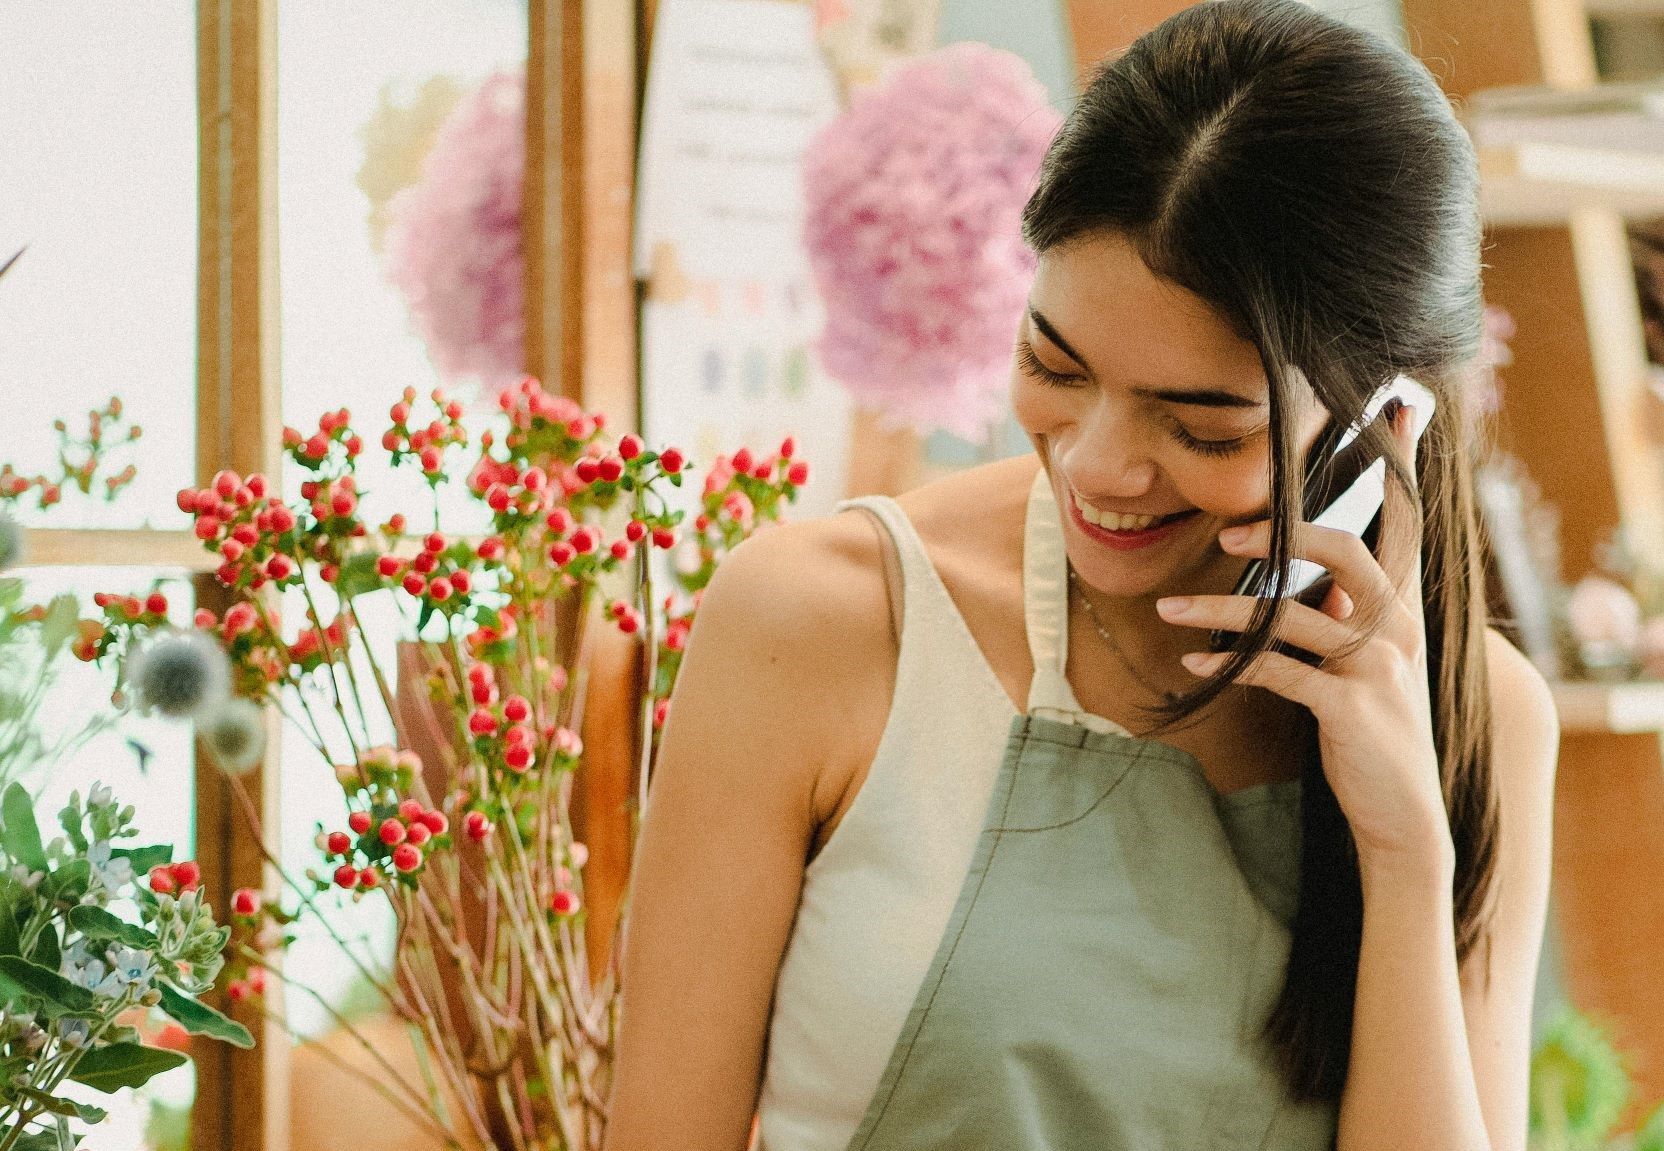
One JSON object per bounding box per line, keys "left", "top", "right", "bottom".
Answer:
{"left": 1067, "top": 567, "right": 1185, "bottom": 705}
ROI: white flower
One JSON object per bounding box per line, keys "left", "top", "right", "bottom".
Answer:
{"left": 128, "top": 628, "right": 231, "bottom": 719}
{"left": 105, "top": 945, "right": 156, "bottom": 992}
{"left": 87, "top": 840, "right": 133, "bottom": 895}
{"left": 198, "top": 697, "right": 266, "bottom": 774}
{"left": 86, "top": 783, "right": 113, "bottom": 810}
{"left": 57, "top": 1019, "right": 91, "bottom": 1048}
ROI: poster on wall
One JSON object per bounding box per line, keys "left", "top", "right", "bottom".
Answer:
{"left": 634, "top": 0, "right": 850, "bottom": 530}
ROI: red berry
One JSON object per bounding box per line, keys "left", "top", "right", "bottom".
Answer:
{"left": 464, "top": 811, "right": 492, "bottom": 841}
{"left": 419, "top": 810, "right": 448, "bottom": 835}
{"left": 424, "top": 532, "right": 446, "bottom": 553}
{"left": 227, "top": 979, "right": 250, "bottom": 1002}
{"left": 545, "top": 508, "right": 574, "bottom": 536}
{"left": 570, "top": 527, "right": 597, "bottom": 554}
{"left": 326, "top": 831, "right": 351, "bottom": 855}
{"left": 731, "top": 448, "right": 753, "bottom": 473}
{"left": 305, "top": 434, "right": 329, "bottom": 459}
{"left": 419, "top": 446, "right": 442, "bottom": 472}
{"left": 450, "top": 570, "right": 471, "bottom": 595}
{"left": 597, "top": 456, "right": 624, "bottom": 482}
{"left": 468, "top": 708, "right": 497, "bottom": 736}
{"left": 504, "top": 743, "right": 533, "bottom": 771}
{"left": 618, "top": 434, "right": 644, "bottom": 461}
{"left": 357, "top": 868, "right": 380, "bottom": 889}
{"left": 610, "top": 540, "right": 631, "bottom": 561}
{"left": 549, "top": 542, "right": 576, "bottom": 566}
{"left": 779, "top": 436, "right": 795, "bottom": 460}
{"left": 625, "top": 520, "right": 647, "bottom": 543}
{"left": 503, "top": 695, "right": 530, "bottom": 723}
{"left": 145, "top": 593, "right": 169, "bottom": 616}
{"left": 787, "top": 460, "right": 810, "bottom": 486}
{"left": 392, "top": 844, "right": 422, "bottom": 873}
{"left": 652, "top": 528, "right": 675, "bottom": 549}
{"left": 176, "top": 488, "right": 197, "bottom": 513}
{"left": 398, "top": 799, "right": 424, "bottom": 823}
{"left": 477, "top": 536, "right": 505, "bottom": 561}
{"left": 148, "top": 866, "right": 175, "bottom": 894}
{"left": 402, "top": 573, "right": 426, "bottom": 597}
{"left": 333, "top": 864, "right": 359, "bottom": 889}
{"left": 428, "top": 577, "right": 453, "bottom": 602}
{"left": 376, "top": 555, "right": 402, "bottom": 578}
{"left": 406, "top": 822, "right": 432, "bottom": 847}
{"left": 194, "top": 608, "right": 218, "bottom": 629}
{"left": 618, "top": 612, "right": 640, "bottom": 635}
{"left": 172, "top": 861, "right": 202, "bottom": 890}
{"left": 231, "top": 888, "right": 260, "bottom": 917}
{"left": 487, "top": 484, "right": 511, "bottom": 512}
{"left": 550, "top": 889, "right": 580, "bottom": 917}
{"left": 320, "top": 562, "right": 339, "bottom": 583}
{"left": 378, "top": 819, "right": 406, "bottom": 846}
{"left": 213, "top": 470, "right": 239, "bottom": 500}
{"left": 574, "top": 457, "right": 599, "bottom": 484}
{"left": 659, "top": 448, "right": 684, "bottom": 474}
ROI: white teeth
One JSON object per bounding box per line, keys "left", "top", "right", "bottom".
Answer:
{"left": 1073, "top": 491, "right": 1161, "bottom": 532}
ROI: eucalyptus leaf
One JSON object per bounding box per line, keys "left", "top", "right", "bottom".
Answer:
{"left": 111, "top": 844, "right": 171, "bottom": 874}
{"left": 26, "top": 924, "right": 58, "bottom": 974}
{"left": 67, "top": 906, "right": 158, "bottom": 951}
{"left": 20, "top": 1089, "right": 104, "bottom": 1124}
{"left": 40, "top": 861, "right": 88, "bottom": 906}
{"left": 2, "top": 784, "right": 47, "bottom": 872}
{"left": 157, "top": 983, "right": 253, "bottom": 1048}
{"left": 67, "top": 1042, "right": 187, "bottom": 1093}
{"left": 0, "top": 956, "right": 94, "bottom": 1017}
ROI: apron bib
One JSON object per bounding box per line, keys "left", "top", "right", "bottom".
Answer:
{"left": 838, "top": 472, "right": 1339, "bottom": 1150}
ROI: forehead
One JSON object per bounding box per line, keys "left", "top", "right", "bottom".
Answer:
{"left": 1029, "top": 234, "right": 1269, "bottom": 401}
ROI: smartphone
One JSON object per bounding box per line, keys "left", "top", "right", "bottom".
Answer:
{"left": 1207, "top": 373, "right": 1437, "bottom": 654}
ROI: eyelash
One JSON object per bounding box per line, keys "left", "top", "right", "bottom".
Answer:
{"left": 1015, "top": 339, "right": 1250, "bottom": 459}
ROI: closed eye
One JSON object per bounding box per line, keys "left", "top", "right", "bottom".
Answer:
{"left": 1015, "top": 338, "right": 1079, "bottom": 386}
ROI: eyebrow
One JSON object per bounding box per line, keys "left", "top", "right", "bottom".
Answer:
{"left": 1027, "top": 307, "right": 1266, "bottom": 410}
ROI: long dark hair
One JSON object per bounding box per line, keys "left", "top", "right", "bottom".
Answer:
{"left": 1021, "top": 0, "right": 1497, "bottom": 1102}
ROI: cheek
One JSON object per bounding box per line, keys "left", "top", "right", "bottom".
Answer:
{"left": 1010, "top": 375, "right": 1070, "bottom": 434}
{"left": 1171, "top": 451, "right": 1273, "bottom": 520}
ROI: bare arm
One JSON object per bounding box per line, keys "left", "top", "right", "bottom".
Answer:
{"left": 601, "top": 517, "right": 892, "bottom": 1151}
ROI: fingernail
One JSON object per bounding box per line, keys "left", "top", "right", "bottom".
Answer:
{"left": 1218, "top": 525, "right": 1249, "bottom": 548}
{"left": 1180, "top": 652, "right": 1220, "bottom": 674}
{"left": 1156, "top": 596, "right": 1191, "bottom": 616}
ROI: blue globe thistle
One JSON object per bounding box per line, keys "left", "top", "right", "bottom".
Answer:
{"left": 128, "top": 629, "right": 231, "bottom": 719}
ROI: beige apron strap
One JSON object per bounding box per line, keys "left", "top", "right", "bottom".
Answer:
{"left": 1022, "top": 468, "right": 1132, "bottom": 737}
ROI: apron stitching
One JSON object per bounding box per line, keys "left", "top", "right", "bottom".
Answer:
{"left": 996, "top": 741, "right": 1148, "bottom": 833}
{"left": 850, "top": 740, "right": 1028, "bottom": 1150}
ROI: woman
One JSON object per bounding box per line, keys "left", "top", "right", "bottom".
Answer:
{"left": 604, "top": 2, "right": 1557, "bottom": 1148}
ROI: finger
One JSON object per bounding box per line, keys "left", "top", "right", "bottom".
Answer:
{"left": 1376, "top": 401, "right": 1426, "bottom": 609}
{"left": 1219, "top": 518, "right": 1403, "bottom": 625}
{"left": 1180, "top": 647, "right": 1331, "bottom": 710}
{"left": 1158, "top": 593, "right": 1355, "bottom": 659}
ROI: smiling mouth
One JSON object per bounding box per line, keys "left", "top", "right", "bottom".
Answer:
{"left": 1070, "top": 489, "right": 1196, "bottom": 533}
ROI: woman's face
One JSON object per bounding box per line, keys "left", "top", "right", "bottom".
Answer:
{"left": 1012, "top": 232, "right": 1331, "bottom": 602}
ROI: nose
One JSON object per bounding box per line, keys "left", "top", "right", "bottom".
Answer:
{"left": 1057, "top": 403, "right": 1158, "bottom": 500}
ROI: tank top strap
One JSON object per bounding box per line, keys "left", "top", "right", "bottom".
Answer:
{"left": 1021, "top": 468, "right": 1132, "bottom": 736}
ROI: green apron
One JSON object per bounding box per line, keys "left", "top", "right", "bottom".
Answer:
{"left": 839, "top": 471, "right": 1339, "bottom": 1150}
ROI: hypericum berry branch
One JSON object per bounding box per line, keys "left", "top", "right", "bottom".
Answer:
{"left": 60, "top": 375, "right": 803, "bottom": 1149}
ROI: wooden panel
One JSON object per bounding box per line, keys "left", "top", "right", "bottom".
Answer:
{"left": 193, "top": 2, "right": 288, "bottom": 1149}
{"left": 1552, "top": 731, "right": 1664, "bottom": 1126}
{"left": 1064, "top": 0, "right": 1198, "bottom": 75}
{"left": 525, "top": 0, "right": 641, "bottom": 980}
{"left": 1401, "top": 0, "right": 1594, "bottom": 95}
{"left": 1477, "top": 227, "right": 1623, "bottom": 583}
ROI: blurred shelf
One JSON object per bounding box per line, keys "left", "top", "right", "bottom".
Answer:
{"left": 1552, "top": 679, "right": 1664, "bottom": 733}
{"left": 1469, "top": 81, "right": 1664, "bottom": 224}
{"left": 1585, "top": 0, "right": 1664, "bottom": 15}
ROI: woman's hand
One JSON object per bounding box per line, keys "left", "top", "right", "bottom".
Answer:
{"left": 1155, "top": 404, "right": 1451, "bottom": 877}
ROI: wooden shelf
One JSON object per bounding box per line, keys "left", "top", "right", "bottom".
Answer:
{"left": 1586, "top": 0, "right": 1664, "bottom": 16}
{"left": 1552, "top": 679, "right": 1664, "bottom": 733}
{"left": 19, "top": 528, "right": 218, "bottom": 573}
{"left": 1469, "top": 82, "right": 1664, "bottom": 224}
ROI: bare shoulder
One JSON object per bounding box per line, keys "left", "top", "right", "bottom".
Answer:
{"left": 895, "top": 452, "right": 1040, "bottom": 577}
{"left": 1482, "top": 627, "right": 1558, "bottom": 779}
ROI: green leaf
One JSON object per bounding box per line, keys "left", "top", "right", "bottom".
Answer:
{"left": 67, "top": 906, "right": 158, "bottom": 951}
{"left": 334, "top": 552, "right": 384, "bottom": 601}
{"left": 20, "top": 1089, "right": 105, "bottom": 1124}
{"left": 40, "top": 861, "right": 89, "bottom": 906}
{"left": 156, "top": 983, "right": 253, "bottom": 1048}
{"left": 27, "top": 924, "right": 58, "bottom": 974}
{"left": 5, "top": 1130, "right": 70, "bottom": 1151}
{"left": 111, "top": 844, "right": 171, "bottom": 874}
{"left": 67, "top": 1043, "right": 188, "bottom": 1093}
{"left": 2, "top": 784, "right": 47, "bottom": 872}
{"left": 37, "top": 596, "right": 79, "bottom": 654}
{"left": 0, "top": 956, "right": 94, "bottom": 1017}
